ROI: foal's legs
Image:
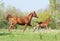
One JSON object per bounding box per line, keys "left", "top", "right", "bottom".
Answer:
{"left": 46, "top": 25, "right": 48, "bottom": 29}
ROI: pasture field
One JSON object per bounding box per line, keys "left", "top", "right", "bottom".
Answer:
{"left": 0, "top": 29, "right": 60, "bottom": 41}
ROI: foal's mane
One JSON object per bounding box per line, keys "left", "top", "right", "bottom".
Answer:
{"left": 46, "top": 18, "right": 51, "bottom": 22}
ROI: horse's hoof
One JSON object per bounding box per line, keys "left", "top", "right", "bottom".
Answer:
{"left": 8, "top": 30, "right": 10, "bottom": 32}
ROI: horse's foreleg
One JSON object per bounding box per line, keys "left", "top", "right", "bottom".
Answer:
{"left": 29, "top": 24, "right": 34, "bottom": 32}
{"left": 37, "top": 24, "right": 40, "bottom": 31}
{"left": 31, "top": 26, "right": 34, "bottom": 31}
{"left": 12, "top": 23, "right": 17, "bottom": 32}
{"left": 23, "top": 24, "right": 27, "bottom": 32}
{"left": 33, "top": 24, "right": 40, "bottom": 32}
{"left": 33, "top": 26, "right": 37, "bottom": 32}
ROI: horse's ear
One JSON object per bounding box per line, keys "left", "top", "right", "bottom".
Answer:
{"left": 33, "top": 11, "right": 35, "bottom": 13}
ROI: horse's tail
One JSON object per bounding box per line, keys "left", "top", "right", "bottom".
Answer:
{"left": 6, "top": 14, "right": 11, "bottom": 23}
{"left": 6, "top": 16, "right": 9, "bottom": 23}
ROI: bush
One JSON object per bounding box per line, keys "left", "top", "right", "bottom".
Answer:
{"left": 0, "top": 20, "right": 9, "bottom": 29}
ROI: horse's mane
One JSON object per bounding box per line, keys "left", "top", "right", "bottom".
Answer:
{"left": 27, "top": 11, "right": 33, "bottom": 16}
{"left": 27, "top": 11, "right": 36, "bottom": 16}
{"left": 28, "top": 13, "right": 32, "bottom": 16}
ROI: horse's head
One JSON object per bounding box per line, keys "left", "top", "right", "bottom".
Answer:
{"left": 6, "top": 14, "right": 12, "bottom": 23}
{"left": 32, "top": 11, "right": 38, "bottom": 18}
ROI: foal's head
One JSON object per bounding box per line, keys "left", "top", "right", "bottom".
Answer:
{"left": 31, "top": 11, "right": 38, "bottom": 18}
{"left": 46, "top": 18, "right": 51, "bottom": 22}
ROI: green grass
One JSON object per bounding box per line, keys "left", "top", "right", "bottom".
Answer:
{"left": 0, "top": 29, "right": 60, "bottom": 41}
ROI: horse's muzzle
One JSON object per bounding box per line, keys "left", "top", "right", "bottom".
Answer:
{"left": 36, "top": 16, "right": 38, "bottom": 18}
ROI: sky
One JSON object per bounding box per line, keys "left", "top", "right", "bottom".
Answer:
{"left": 2, "top": 0, "right": 49, "bottom": 12}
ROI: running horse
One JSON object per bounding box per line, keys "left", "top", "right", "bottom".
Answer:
{"left": 6, "top": 11, "right": 38, "bottom": 32}
{"left": 33, "top": 18, "right": 51, "bottom": 32}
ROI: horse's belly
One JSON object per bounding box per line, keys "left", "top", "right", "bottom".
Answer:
{"left": 17, "top": 21, "right": 25, "bottom": 25}
{"left": 17, "top": 21, "right": 25, "bottom": 24}
{"left": 17, "top": 18, "right": 25, "bottom": 25}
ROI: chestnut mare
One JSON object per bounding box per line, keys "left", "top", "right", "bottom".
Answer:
{"left": 6, "top": 11, "right": 38, "bottom": 32}
{"left": 33, "top": 18, "right": 51, "bottom": 32}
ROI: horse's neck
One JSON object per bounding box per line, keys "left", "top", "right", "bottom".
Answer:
{"left": 28, "top": 14, "right": 33, "bottom": 22}
{"left": 45, "top": 20, "right": 49, "bottom": 24}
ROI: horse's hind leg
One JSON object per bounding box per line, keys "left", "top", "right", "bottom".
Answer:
{"left": 13, "top": 25, "right": 17, "bottom": 32}
{"left": 8, "top": 22, "right": 16, "bottom": 31}
{"left": 12, "top": 23, "right": 17, "bottom": 32}
{"left": 8, "top": 24, "right": 13, "bottom": 31}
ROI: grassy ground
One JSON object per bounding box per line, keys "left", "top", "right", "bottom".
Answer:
{"left": 0, "top": 29, "right": 60, "bottom": 41}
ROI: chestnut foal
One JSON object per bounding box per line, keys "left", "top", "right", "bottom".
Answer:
{"left": 33, "top": 18, "right": 51, "bottom": 32}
